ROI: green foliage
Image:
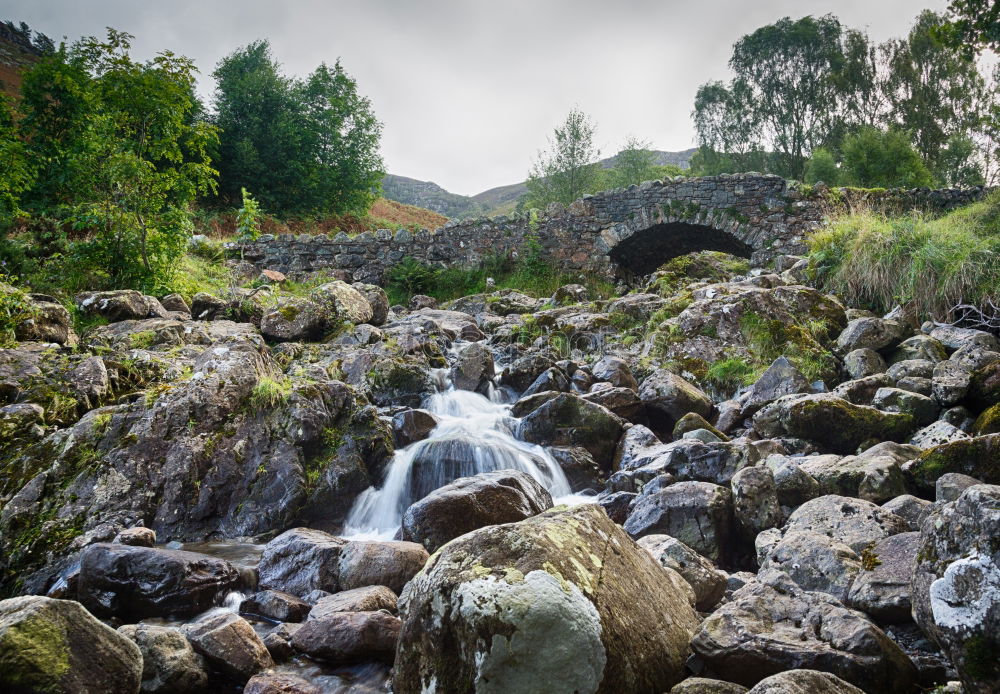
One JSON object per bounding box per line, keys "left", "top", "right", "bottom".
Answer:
{"left": 235, "top": 188, "right": 262, "bottom": 242}
{"left": 212, "top": 40, "right": 383, "bottom": 217}
{"left": 808, "top": 191, "right": 1000, "bottom": 321}
{"left": 607, "top": 136, "right": 660, "bottom": 188}
{"left": 840, "top": 127, "right": 933, "bottom": 188}
{"left": 706, "top": 357, "right": 756, "bottom": 391}
{"left": 525, "top": 107, "right": 602, "bottom": 208}
{"left": 0, "top": 277, "right": 34, "bottom": 348}
{"left": 939, "top": 0, "right": 1000, "bottom": 58}
{"left": 803, "top": 147, "right": 840, "bottom": 185}
{"left": 249, "top": 375, "right": 294, "bottom": 409}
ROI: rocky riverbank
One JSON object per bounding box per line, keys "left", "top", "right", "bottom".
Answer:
{"left": 1, "top": 251, "right": 998, "bottom": 693}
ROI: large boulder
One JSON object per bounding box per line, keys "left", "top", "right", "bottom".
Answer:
{"left": 690, "top": 570, "right": 917, "bottom": 693}
{"left": 758, "top": 530, "right": 861, "bottom": 601}
{"left": 393, "top": 505, "right": 700, "bottom": 694}
{"left": 400, "top": 469, "right": 553, "bottom": 553}
{"left": 912, "top": 484, "right": 1000, "bottom": 692}
{"left": 623, "top": 481, "right": 734, "bottom": 565}
{"left": 291, "top": 611, "right": 400, "bottom": 663}
{"left": 76, "top": 290, "right": 151, "bottom": 322}
{"left": 182, "top": 612, "right": 273, "bottom": 682}
{"left": 310, "top": 280, "right": 374, "bottom": 324}
{"left": 639, "top": 369, "right": 713, "bottom": 422}
{"left": 747, "top": 670, "right": 865, "bottom": 694}
{"left": 239, "top": 590, "right": 312, "bottom": 622}
{"left": 353, "top": 283, "right": 389, "bottom": 326}
{"left": 257, "top": 528, "right": 347, "bottom": 598}
{"left": 15, "top": 294, "right": 76, "bottom": 345}
{"left": 638, "top": 534, "right": 728, "bottom": 611}
{"left": 0, "top": 596, "right": 143, "bottom": 694}
{"left": 309, "top": 586, "right": 398, "bottom": 620}
{"left": 337, "top": 540, "right": 429, "bottom": 595}
{"left": 782, "top": 495, "right": 910, "bottom": 553}
{"left": 260, "top": 298, "right": 327, "bottom": 341}
{"left": 753, "top": 394, "right": 916, "bottom": 454}
{"left": 117, "top": 623, "right": 209, "bottom": 693}
{"left": 907, "top": 433, "right": 1000, "bottom": 492}
{"left": 449, "top": 342, "right": 494, "bottom": 393}
{"left": 78, "top": 543, "right": 241, "bottom": 620}
{"left": 516, "top": 392, "right": 626, "bottom": 469}
{"left": 845, "top": 531, "right": 920, "bottom": 624}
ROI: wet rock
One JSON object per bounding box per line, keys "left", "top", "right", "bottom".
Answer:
{"left": 401, "top": 469, "right": 553, "bottom": 553}
{"left": 741, "top": 357, "right": 812, "bottom": 416}
{"left": 690, "top": 570, "right": 917, "bottom": 692}
{"left": 591, "top": 356, "right": 638, "bottom": 389}
{"left": 639, "top": 369, "right": 713, "bottom": 422}
{"left": 337, "top": 540, "right": 429, "bottom": 595}
{"left": 747, "top": 670, "right": 864, "bottom": 694}
{"left": 844, "top": 348, "right": 887, "bottom": 380}
{"left": 873, "top": 387, "right": 939, "bottom": 426}
{"left": 450, "top": 343, "right": 495, "bottom": 393}
{"left": 912, "top": 484, "right": 1000, "bottom": 692}
{"left": 0, "top": 595, "right": 143, "bottom": 694}
{"left": 257, "top": 528, "right": 347, "bottom": 597}
{"left": 549, "top": 446, "right": 603, "bottom": 491}
{"left": 353, "top": 283, "right": 389, "bottom": 326}
{"left": 240, "top": 590, "right": 312, "bottom": 622}
{"left": 309, "top": 586, "right": 398, "bottom": 619}
{"left": 522, "top": 366, "right": 571, "bottom": 397}
{"left": 118, "top": 623, "right": 209, "bottom": 693}
{"left": 837, "top": 317, "right": 906, "bottom": 352}
{"left": 598, "top": 490, "right": 636, "bottom": 523}
{"left": 260, "top": 623, "right": 300, "bottom": 661}
{"left": 782, "top": 495, "right": 910, "bottom": 553}
{"left": 182, "top": 612, "right": 273, "bottom": 682}
{"left": 908, "top": 433, "right": 1000, "bottom": 491}
{"left": 392, "top": 408, "right": 439, "bottom": 447}
{"left": 731, "top": 466, "right": 782, "bottom": 542}
{"left": 501, "top": 352, "right": 555, "bottom": 391}
{"left": 78, "top": 543, "right": 241, "bottom": 620}
{"left": 845, "top": 531, "right": 919, "bottom": 624}
{"left": 260, "top": 298, "right": 327, "bottom": 341}
{"left": 752, "top": 393, "right": 916, "bottom": 454}
{"left": 245, "top": 672, "right": 320, "bottom": 694}
{"left": 393, "top": 505, "right": 700, "bottom": 694}
{"left": 114, "top": 526, "right": 155, "bottom": 547}
{"left": 516, "top": 392, "right": 626, "bottom": 469}
{"left": 671, "top": 678, "right": 748, "bottom": 694}
{"left": 292, "top": 610, "right": 400, "bottom": 664}
{"left": 581, "top": 385, "right": 644, "bottom": 420}
{"left": 76, "top": 289, "right": 151, "bottom": 322}
{"left": 758, "top": 530, "right": 861, "bottom": 601}
{"left": 624, "top": 481, "right": 734, "bottom": 564}
{"left": 638, "top": 534, "right": 727, "bottom": 611}
{"left": 935, "top": 472, "right": 982, "bottom": 503}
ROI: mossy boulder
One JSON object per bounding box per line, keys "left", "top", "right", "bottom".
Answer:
{"left": 974, "top": 403, "right": 1000, "bottom": 435}
{"left": 645, "top": 251, "right": 750, "bottom": 297}
{"left": 908, "top": 433, "right": 1000, "bottom": 492}
{"left": 393, "top": 504, "right": 700, "bottom": 694}
{"left": 310, "top": 280, "right": 374, "bottom": 325}
{"left": 753, "top": 393, "right": 917, "bottom": 454}
{"left": 969, "top": 359, "right": 1000, "bottom": 409}
{"left": 515, "top": 392, "right": 627, "bottom": 469}
{"left": 0, "top": 595, "right": 142, "bottom": 693}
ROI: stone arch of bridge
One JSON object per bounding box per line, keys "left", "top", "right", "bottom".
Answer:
{"left": 603, "top": 207, "right": 756, "bottom": 279}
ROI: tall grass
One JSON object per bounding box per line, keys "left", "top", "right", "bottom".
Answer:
{"left": 808, "top": 191, "right": 1000, "bottom": 322}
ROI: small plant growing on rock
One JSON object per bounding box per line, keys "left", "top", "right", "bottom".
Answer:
{"left": 250, "top": 375, "right": 294, "bottom": 409}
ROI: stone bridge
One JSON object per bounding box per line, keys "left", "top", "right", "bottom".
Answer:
{"left": 237, "top": 174, "right": 989, "bottom": 285}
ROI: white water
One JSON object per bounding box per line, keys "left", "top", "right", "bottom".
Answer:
{"left": 343, "top": 375, "right": 582, "bottom": 539}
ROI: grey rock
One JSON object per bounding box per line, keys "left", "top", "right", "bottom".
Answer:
{"left": 624, "top": 481, "right": 734, "bottom": 564}
{"left": 844, "top": 348, "right": 887, "bottom": 380}
{"left": 309, "top": 585, "right": 398, "bottom": 619}
{"left": 258, "top": 528, "right": 347, "bottom": 597}
{"left": 118, "top": 623, "right": 209, "bottom": 693}
{"left": 292, "top": 610, "right": 401, "bottom": 663}
{"left": 880, "top": 494, "right": 933, "bottom": 531}
{"left": 337, "top": 540, "right": 429, "bottom": 595}
{"left": 182, "top": 612, "right": 273, "bottom": 682}
{"left": 449, "top": 342, "right": 495, "bottom": 392}
{"left": 935, "top": 472, "right": 982, "bottom": 503}
{"left": 758, "top": 530, "right": 862, "bottom": 601}
{"left": 872, "top": 387, "right": 939, "bottom": 426}
{"left": 731, "top": 466, "right": 782, "bottom": 542}
{"left": 638, "top": 534, "right": 728, "bottom": 611}
{"left": 747, "top": 670, "right": 864, "bottom": 694}
{"left": 783, "top": 494, "right": 911, "bottom": 552}
{"left": 240, "top": 589, "right": 311, "bottom": 622}
{"left": 846, "top": 531, "right": 920, "bottom": 623}
{"left": 639, "top": 369, "right": 713, "bottom": 422}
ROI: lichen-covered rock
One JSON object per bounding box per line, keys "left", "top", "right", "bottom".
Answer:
{"left": 309, "top": 585, "right": 397, "bottom": 619}
{"left": 782, "top": 495, "right": 910, "bottom": 553}
{"left": 0, "top": 595, "right": 143, "bottom": 694}
{"left": 798, "top": 446, "right": 911, "bottom": 504}
{"left": 912, "top": 484, "right": 1000, "bottom": 693}
{"left": 638, "top": 534, "right": 728, "bottom": 611}
{"left": 337, "top": 540, "right": 429, "bottom": 595}
{"left": 400, "top": 469, "right": 553, "bottom": 553}
{"left": 764, "top": 454, "right": 822, "bottom": 509}
{"left": 974, "top": 402, "right": 1000, "bottom": 435}
{"left": 182, "top": 612, "right": 273, "bottom": 682}
{"left": 260, "top": 298, "right": 328, "bottom": 341}
{"left": 746, "top": 670, "right": 864, "bottom": 694}
{"left": 117, "top": 623, "right": 209, "bottom": 693}
{"left": 758, "top": 530, "right": 861, "bottom": 601}
{"left": 78, "top": 543, "right": 241, "bottom": 620}
{"left": 845, "top": 531, "right": 919, "bottom": 624}
{"left": 690, "top": 570, "right": 917, "bottom": 693}
{"left": 639, "top": 369, "right": 713, "bottom": 421}
{"left": 257, "top": 528, "right": 347, "bottom": 597}
{"left": 872, "top": 387, "right": 939, "bottom": 426}
{"left": 392, "top": 504, "right": 700, "bottom": 694}
{"left": 838, "top": 317, "right": 907, "bottom": 353}
{"left": 936, "top": 472, "right": 982, "bottom": 503}
{"left": 880, "top": 494, "right": 933, "bottom": 531}
{"left": 15, "top": 294, "right": 76, "bottom": 345}
{"left": 76, "top": 290, "right": 151, "bottom": 322}
{"left": 449, "top": 342, "right": 494, "bottom": 392}
{"left": 844, "top": 348, "right": 887, "bottom": 380}
{"left": 310, "top": 280, "right": 374, "bottom": 324}
{"left": 909, "top": 420, "right": 968, "bottom": 448}
{"left": 624, "top": 481, "right": 734, "bottom": 564}
{"left": 969, "top": 358, "right": 1000, "bottom": 408}
{"left": 752, "top": 393, "right": 916, "bottom": 454}
{"left": 731, "top": 466, "right": 782, "bottom": 542}
{"left": 741, "top": 357, "right": 812, "bottom": 416}
{"left": 501, "top": 352, "right": 556, "bottom": 391}
{"left": 245, "top": 672, "right": 321, "bottom": 694}
{"left": 671, "top": 678, "right": 748, "bottom": 694}
{"left": 591, "top": 356, "right": 638, "bottom": 389}
{"left": 908, "top": 433, "right": 1000, "bottom": 492}
{"left": 522, "top": 366, "right": 571, "bottom": 397}
{"left": 352, "top": 283, "right": 389, "bottom": 326}
{"left": 516, "top": 392, "right": 626, "bottom": 468}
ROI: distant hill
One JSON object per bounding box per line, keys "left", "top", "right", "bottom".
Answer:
{"left": 383, "top": 148, "right": 697, "bottom": 219}
{"left": 0, "top": 21, "right": 47, "bottom": 99}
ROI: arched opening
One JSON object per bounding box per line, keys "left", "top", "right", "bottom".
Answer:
{"left": 609, "top": 221, "right": 753, "bottom": 279}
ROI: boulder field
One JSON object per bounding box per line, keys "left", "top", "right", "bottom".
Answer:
{"left": 1, "top": 250, "right": 998, "bottom": 692}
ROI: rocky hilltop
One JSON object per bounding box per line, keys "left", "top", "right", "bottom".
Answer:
{"left": 1, "top": 247, "right": 998, "bottom": 693}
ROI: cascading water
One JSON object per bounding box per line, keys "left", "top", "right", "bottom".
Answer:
{"left": 343, "top": 373, "right": 578, "bottom": 539}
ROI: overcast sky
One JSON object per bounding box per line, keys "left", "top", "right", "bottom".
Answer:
{"left": 6, "top": 0, "right": 949, "bottom": 195}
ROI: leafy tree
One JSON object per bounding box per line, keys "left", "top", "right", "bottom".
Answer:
{"left": 936, "top": 133, "right": 984, "bottom": 187}
{"left": 525, "top": 107, "right": 601, "bottom": 207}
{"left": 607, "top": 136, "right": 658, "bottom": 188}
{"left": 212, "top": 40, "right": 383, "bottom": 217}
{"left": 0, "top": 96, "right": 33, "bottom": 225}
{"left": 885, "top": 11, "right": 984, "bottom": 182}
{"left": 803, "top": 147, "right": 840, "bottom": 185}
{"left": 840, "top": 127, "right": 933, "bottom": 189}
{"left": 938, "top": 0, "right": 1000, "bottom": 58}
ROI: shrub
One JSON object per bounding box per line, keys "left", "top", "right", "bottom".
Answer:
{"left": 0, "top": 277, "right": 34, "bottom": 347}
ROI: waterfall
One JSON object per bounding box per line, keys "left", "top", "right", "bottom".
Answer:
{"left": 343, "top": 381, "right": 576, "bottom": 539}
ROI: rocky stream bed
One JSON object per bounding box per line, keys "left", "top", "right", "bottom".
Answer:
{"left": 1, "top": 252, "right": 999, "bottom": 693}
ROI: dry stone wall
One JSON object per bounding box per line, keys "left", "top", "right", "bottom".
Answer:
{"left": 234, "top": 174, "right": 992, "bottom": 285}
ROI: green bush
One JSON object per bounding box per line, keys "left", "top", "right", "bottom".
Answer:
{"left": 808, "top": 191, "right": 1000, "bottom": 320}
{"left": 0, "top": 277, "right": 34, "bottom": 347}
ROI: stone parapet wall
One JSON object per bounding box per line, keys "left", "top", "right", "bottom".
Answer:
{"left": 234, "top": 175, "right": 993, "bottom": 285}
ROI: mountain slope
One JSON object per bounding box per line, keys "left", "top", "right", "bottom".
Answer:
{"left": 384, "top": 148, "right": 696, "bottom": 219}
